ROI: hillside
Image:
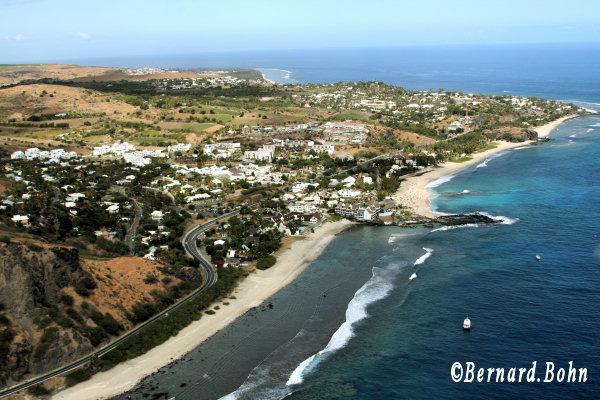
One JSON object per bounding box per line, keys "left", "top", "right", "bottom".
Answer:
{"left": 0, "top": 65, "right": 120, "bottom": 87}
{"left": 0, "top": 84, "right": 138, "bottom": 120}
{"left": 0, "top": 238, "right": 180, "bottom": 387}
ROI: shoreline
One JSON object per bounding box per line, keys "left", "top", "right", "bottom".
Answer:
{"left": 51, "top": 219, "right": 355, "bottom": 400}
{"left": 260, "top": 71, "right": 278, "bottom": 85}
{"left": 394, "top": 114, "right": 582, "bottom": 218}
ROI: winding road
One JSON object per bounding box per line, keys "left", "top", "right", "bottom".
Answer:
{"left": 0, "top": 210, "right": 239, "bottom": 399}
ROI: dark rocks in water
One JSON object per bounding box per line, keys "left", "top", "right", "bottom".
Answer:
{"left": 395, "top": 212, "right": 497, "bottom": 228}
{"left": 433, "top": 212, "right": 496, "bottom": 226}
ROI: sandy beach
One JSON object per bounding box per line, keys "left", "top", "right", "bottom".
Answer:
{"left": 52, "top": 219, "right": 354, "bottom": 400}
{"left": 395, "top": 114, "right": 581, "bottom": 217}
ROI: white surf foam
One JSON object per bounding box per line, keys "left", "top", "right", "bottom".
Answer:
{"left": 476, "top": 159, "right": 489, "bottom": 168}
{"left": 286, "top": 264, "right": 402, "bottom": 386}
{"left": 569, "top": 134, "right": 577, "bottom": 138}
{"left": 425, "top": 174, "right": 456, "bottom": 189}
{"left": 476, "top": 151, "right": 507, "bottom": 169}
{"left": 478, "top": 212, "right": 519, "bottom": 225}
{"left": 220, "top": 364, "right": 290, "bottom": 400}
{"left": 461, "top": 189, "right": 471, "bottom": 194}
{"left": 388, "top": 233, "right": 420, "bottom": 244}
{"left": 430, "top": 224, "right": 479, "bottom": 232}
{"left": 413, "top": 247, "right": 434, "bottom": 265}
{"left": 588, "top": 128, "right": 594, "bottom": 132}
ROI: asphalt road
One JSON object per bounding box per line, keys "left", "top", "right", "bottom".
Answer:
{"left": 0, "top": 210, "right": 239, "bottom": 398}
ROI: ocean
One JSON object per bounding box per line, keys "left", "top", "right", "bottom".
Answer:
{"left": 110, "top": 45, "right": 600, "bottom": 399}
{"left": 75, "top": 43, "right": 600, "bottom": 104}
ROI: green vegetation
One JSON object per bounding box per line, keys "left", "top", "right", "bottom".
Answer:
{"left": 95, "top": 266, "right": 243, "bottom": 371}
{"left": 256, "top": 255, "right": 277, "bottom": 270}
{"left": 27, "top": 384, "right": 50, "bottom": 396}
{"left": 331, "top": 110, "right": 371, "bottom": 122}
{"left": 33, "top": 327, "right": 59, "bottom": 362}
{"left": 180, "top": 123, "right": 216, "bottom": 132}
{"left": 65, "top": 367, "right": 93, "bottom": 387}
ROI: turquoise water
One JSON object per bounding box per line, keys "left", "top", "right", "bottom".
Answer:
{"left": 280, "top": 115, "right": 600, "bottom": 399}
{"left": 107, "top": 45, "right": 600, "bottom": 399}
{"left": 116, "top": 114, "right": 600, "bottom": 400}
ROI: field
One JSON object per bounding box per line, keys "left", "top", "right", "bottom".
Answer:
{"left": 0, "top": 64, "right": 121, "bottom": 86}
{"left": 179, "top": 123, "right": 216, "bottom": 132}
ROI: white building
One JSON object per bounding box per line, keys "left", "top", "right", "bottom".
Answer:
{"left": 244, "top": 147, "right": 274, "bottom": 161}
{"left": 168, "top": 143, "right": 192, "bottom": 153}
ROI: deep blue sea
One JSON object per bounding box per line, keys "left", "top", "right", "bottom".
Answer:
{"left": 110, "top": 45, "right": 600, "bottom": 400}
{"left": 278, "top": 115, "right": 600, "bottom": 400}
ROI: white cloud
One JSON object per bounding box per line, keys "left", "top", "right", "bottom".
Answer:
{"left": 0, "top": 33, "right": 32, "bottom": 41}
{"left": 73, "top": 31, "right": 91, "bottom": 40}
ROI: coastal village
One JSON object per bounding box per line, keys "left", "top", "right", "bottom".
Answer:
{"left": 0, "top": 65, "right": 587, "bottom": 397}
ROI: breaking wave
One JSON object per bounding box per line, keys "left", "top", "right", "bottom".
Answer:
{"left": 286, "top": 248, "right": 435, "bottom": 387}
{"left": 426, "top": 174, "right": 455, "bottom": 189}
{"left": 430, "top": 224, "right": 479, "bottom": 232}
{"left": 478, "top": 212, "right": 519, "bottom": 225}
{"left": 388, "top": 232, "right": 421, "bottom": 244}
{"left": 413, "top": 247, "right": 434, "bottom": 265}
{"left": 476, "top": 152, "right": 506, "bottom": 169}
{"left": 286, "top": 266, "right": 396, "bottom": 386}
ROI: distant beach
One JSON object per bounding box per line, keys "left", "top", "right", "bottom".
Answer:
{"left": 52, "top": 219, "right": 354, "bottom": 400}
{"left": 394, "top": 114, "right": 582, "bottom": 218}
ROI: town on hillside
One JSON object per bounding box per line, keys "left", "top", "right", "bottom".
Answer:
{"left": 0, "top": 64, "right": 585, "bottom": 390}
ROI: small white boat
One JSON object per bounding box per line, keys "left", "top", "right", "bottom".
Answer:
{"left": 409, "top": 273, "right": 417, "bottom": 280}
{"left": 535, "top": 255, "right": 541, "bottom": 261}
{"left": 463, "top": 317, "right": 471, "bottom": 331}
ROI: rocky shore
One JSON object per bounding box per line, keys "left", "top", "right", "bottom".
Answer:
{"left": 393, "top": 212, "right": 498, "bottom": 228}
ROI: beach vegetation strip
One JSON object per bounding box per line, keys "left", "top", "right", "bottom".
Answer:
{"left": 64, "top": 266, "right": 246, "bottom": 386}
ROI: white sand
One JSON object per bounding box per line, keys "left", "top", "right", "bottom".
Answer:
{"left": 52, "top": 219, "right": 354, "bottom": 400}
{"left": 534, "top": 114, "right": 578, "bottom": 138}
{"left": 395, "top": 115, "right": 580, "bottom": 217}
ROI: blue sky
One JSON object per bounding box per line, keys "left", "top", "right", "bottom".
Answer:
{"left": 1, "top": 0, "right": 599, "bottom": 63}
